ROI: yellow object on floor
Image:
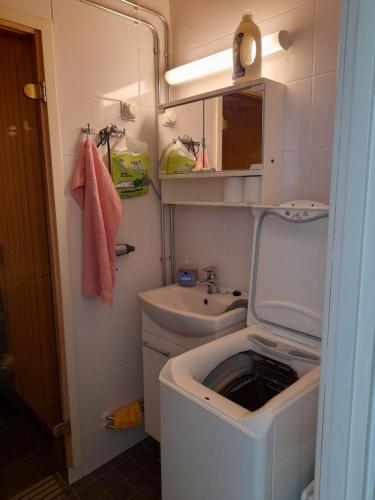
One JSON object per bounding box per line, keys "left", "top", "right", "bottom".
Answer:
{"left": 112, "top": 401, "right": 143, "bottom": 429}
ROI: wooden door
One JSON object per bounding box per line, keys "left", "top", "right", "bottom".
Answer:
{"left": 0, "top": 28, "right": 62, "bottom": 434}
{"left": 222, "top": 92, "right": 262, "bottom": 170}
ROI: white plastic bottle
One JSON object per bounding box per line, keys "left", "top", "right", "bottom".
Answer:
{"left": 232, "top": 12, "right": 262, "bottom": 83}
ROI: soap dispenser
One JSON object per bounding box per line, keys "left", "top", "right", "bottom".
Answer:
{"left": 232, "top": 12, "right": 262, "bottom": 83}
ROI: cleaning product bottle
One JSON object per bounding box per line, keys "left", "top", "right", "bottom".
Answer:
{"left": 232, "top": 12, "right": 262, "bottom": 83}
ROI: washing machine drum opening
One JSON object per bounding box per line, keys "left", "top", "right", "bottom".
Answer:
{"left": 202, "top": 350, "right": 299, "bottom": 411}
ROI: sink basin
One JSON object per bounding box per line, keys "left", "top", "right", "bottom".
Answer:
{"left": 138, "top": 284, "right": 247, "bottom": 337}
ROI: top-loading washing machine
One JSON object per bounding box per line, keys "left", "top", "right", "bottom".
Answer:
{"left": 159, "top": 201, "right": 329, "bottom": 500}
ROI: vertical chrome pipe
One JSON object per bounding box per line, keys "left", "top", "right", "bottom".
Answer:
{"left": 146, "top": 23, "right": 161, "bottom": 105}
{"left": 169, "top": 205, "right": 175, "bottom": 282}
{"left": 161, "top": 204, "right": 167, "bottom": 285}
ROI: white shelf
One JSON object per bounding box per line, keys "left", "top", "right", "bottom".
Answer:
{"left": 159, "top": 170, "right": 263, "bottom": 180}
{"left": 162, "top": 200, "right": 254, "bottom": 207}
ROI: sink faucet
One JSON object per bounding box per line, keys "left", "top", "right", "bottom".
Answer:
{"left": 201, "top": 266, "right": 220, "bottom": 294}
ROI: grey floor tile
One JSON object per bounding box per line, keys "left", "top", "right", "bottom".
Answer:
{"left": 138, "top": 480, "right": 162, "bottom": 500}
{"left": 114, "top": 456, "right": 140, "bottom": 479}
{"left": 131, "top": 448, "right": 158, "bottom": 468}
{"left": 97, "top": 468, "right": 124, "bottom": 489}
{"left": 70, "top": 474, "right": 95, "bottom": 492}
{"left": 144, "top": 459, "right": 161, "bottom": 483}
{"left": 127, "top": 469, "right": 155, "bottom": 490}
{"left": 109, "top": 480, "right": 137, "bottom": 500}
{"left": 92, "top": 462, "right": 113, "bottom": 478}
{"left": 77, "top": 481, "right": 111, "bottom": 500}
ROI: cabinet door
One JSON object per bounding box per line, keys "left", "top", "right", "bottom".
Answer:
{"left": 142, "top": 333, "right": 185, "bottom": 441}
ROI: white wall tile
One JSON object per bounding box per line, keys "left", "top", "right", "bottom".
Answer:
{"left": 76, "top": 312, "right": 142, "bottom": 382}
{"left": 139, "top": 50, "right": 157, "bottom": 107}
{"left": 172, "top": 34, "right": 233, "bottom": 67}
{"left": 67, "top": 217, "right": 83, "bottom": 276}
{"left": 144, "top": 212, "right": 163, "bottom": 260}
{"left": 72, "top": 259, "right": 162, "bottom": 330}
{"left": 81, "top": 425, "right": 145, "bottom": 476}
{"left": 143, "top": 175, "right": 162, "bottom": 212}
{"left": 284, "top": 79, "right": 312, "bottom": 151}
{"left": 306, "top": 148, "right": 332, "bottom": 204}
{"left": 260, "top": 1, "right": 315, "bottom": 83}
{"left": 223, "top": 209, "right": 253, "bottom": 271}
{"left": 0, "top": 0, "right": 51, "bottom": 18}
{"left": 170, "top": 0, "right": 231, "bottom": 55}
{"left": 58, "top": 91, "right": 123, "bottom": 156}
{"left": 52, "top": 0, "right": 138, "bottom": 48}
{"left": 138, "top": 24, "right": 155, "bottom": 53}
{"left": 117, "top": 259, "right": 162, "bottom": 315}
{"left": 117, "top": 212, "right": 149, "bottom": 265}
{"left": 78, "top": 360, "right": 143, "bottom": 434}
{"left": 282, "top": 150, "right": 309, "bottom": 201}
{"left": 139, "top": 0, "right": 170, "bottom": 21}
{"left": 314, "top": 0, "right": 341, "bottom": 75}
{"left": 55, "top": 30, "right": 140, "bottom": 101}
{"left": 174, "top": 206, "right": 254, "bottom": 289}
{"left": 220, "top": 265, "right": 251, "bottom": 291}
{"left": 181, "top": 206, "right": 226, "bottom": 267}
{"left": 310, "top": 72, "right": 337, "bottom": 149}
{"left": 138, "top": 106, "right": 158, "bottom": 160}
{"left": 64, "top": 156, "right": 82, "bottom": 219}
{"left": 227, "top": 0, "right": 314, "bottom": 29}
{"left": 117, "top": 211, "right": 161, "bottom": 265}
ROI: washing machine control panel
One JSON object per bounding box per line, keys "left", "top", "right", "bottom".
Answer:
{"left": 278, "top": 208, "right": 327, "bottom": 221}
{"left": 283, "top": 209, "right": 311, "bottom": 219}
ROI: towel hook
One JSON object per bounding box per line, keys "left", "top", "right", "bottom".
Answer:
{"left": 86, "top": 123, "right": 91, "bottom": 139}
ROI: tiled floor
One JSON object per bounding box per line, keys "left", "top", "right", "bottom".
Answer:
{"left": 65, "top": 438, "right": 161, "bottom": 500}
{"left": 0, "top": 391, "right": 161, "bottom": 500}
{"left": 0, "top": 391, "right": 62, "bottom": 498}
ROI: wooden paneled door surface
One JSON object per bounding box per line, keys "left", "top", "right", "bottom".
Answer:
{"left": 0, "top": 28, "right": 63, "bottom": 436}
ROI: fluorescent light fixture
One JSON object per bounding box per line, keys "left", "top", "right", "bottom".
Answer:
{"left": 165, "top": 30, "right": 291, "bottom": 86}
{"left": 262, "top": 30, "right": 291, "bottom": 56}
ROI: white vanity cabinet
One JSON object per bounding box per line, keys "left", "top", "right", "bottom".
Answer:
{"left": 142, "top": 330, "right": 186, "bottom": 441}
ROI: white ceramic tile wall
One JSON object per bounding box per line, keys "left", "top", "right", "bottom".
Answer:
{"left": 169, "top": 0, "right": 340, "bottom": 290}
{"left": 0, "top": 0, "right": 51, "bottom": 18}
{"left": 52, "top": 0, "right": 164, "bottom": 475}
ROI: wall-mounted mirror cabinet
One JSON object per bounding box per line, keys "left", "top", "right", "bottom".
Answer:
{"left": 158, "top": 78, "right": 284, "bottom": 206}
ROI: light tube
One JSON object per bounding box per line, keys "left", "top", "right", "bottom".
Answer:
{"left": 165, "top": 30, "right": 291, "bottom": 86}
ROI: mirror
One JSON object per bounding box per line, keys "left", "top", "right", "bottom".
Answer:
{"left": 158, "top": 84, "right": 264, "bottom": 175}
{"left": 204, "top": 88, "right": 263, "bottom": 171}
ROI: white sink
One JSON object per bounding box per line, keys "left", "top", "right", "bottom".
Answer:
{"left": 138, "top": 284, "right": 247, "bottom": 337}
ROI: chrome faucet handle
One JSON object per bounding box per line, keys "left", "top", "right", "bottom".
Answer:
{"left": 202, "top": 266, "right": 218, "bottom": 280}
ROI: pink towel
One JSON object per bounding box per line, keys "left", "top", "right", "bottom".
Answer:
{"left": 72, "top": 138, "right": 122, "bottom": 304}
{"left": 194, "top": 145, "right": 211, "bottom": 170}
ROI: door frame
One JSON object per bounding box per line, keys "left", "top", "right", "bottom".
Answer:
{"left": 315, "top": 0, "right": 375, "bottom": 498}
{"left": 0, "top": 4, "right": 81, "bottom": 473}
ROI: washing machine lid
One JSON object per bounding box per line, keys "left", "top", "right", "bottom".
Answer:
{"left": 247, "top": 201, "right": 329, "bottom": 341}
